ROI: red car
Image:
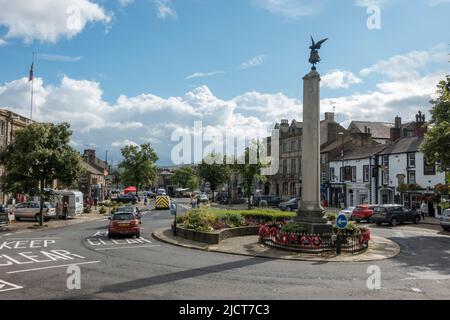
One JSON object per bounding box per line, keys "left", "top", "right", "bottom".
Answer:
{"left": 108, "top": 212, "right": 141, "bottom": 238}
{"left": 352, "top": 205, "right": 378, "bottom": 222}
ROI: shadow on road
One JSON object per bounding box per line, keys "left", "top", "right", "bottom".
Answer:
{"left": 97, "top": 257, "right": 268, "bottom": 294}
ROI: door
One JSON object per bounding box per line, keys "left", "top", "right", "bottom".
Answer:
{"left": 14, "top": 203, "right": 29, "bottom": 218}
{"left": 28, "top": 202, "right": 40, "bottom": 218}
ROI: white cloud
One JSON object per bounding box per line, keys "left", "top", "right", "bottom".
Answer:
{"left": 112, "top": 139, "right": 139, "bottom": 148}
{"left": 0, "top": 0, "right": 112, "bottom": 43}
{"left": 118, "top": 0, "right": 135, "bottom": 6}
{"left": 0, "top": 39, "right": 6, "bottom": 47}
{"left": 38, "top": 54, "right": 83, "bottom": 62}
{"left": 251, "top": 0, "right": 323, "bottom": 18}
{"left": 360, "top": 47, "right": 448, "bottom": 80}
{"left": 238, "top": 55, "right": 266, "bottom": 70}
{"left": 428, "top": 0, "right": 450, "bottom": 6}
{"left": 353, "top": 0, "right": 387, "bottom": 7}
{"left": 154, "top": 0, "right": 177, "bottom": 20}
{"left": 321, "top": 70, "right": 363, "bottom": 89}
{"left": 185, "top": 71, "right": 226, "bottom": 80}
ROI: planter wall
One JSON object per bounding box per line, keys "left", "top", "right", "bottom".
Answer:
{"left": 176, "top": 225, "right": 260, "bottom": 244}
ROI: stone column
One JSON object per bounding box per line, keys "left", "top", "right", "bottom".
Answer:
{"left": 295, "top": 69, "right": 332, "bottom": 234}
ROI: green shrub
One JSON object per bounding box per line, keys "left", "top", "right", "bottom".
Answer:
{"left": 325, "top": 211, "right": 337, "bottom": 222}
{"left": 281, "top": 223, "right": 306, "bottom": 234}
{"left": 83, "top": 206, "right": 92, "bottom": 214}
{"left": 99, "top": 206, "right": 107, "bottom": 215}
{"left": 333, "top": 222, "right": 359, "bottom": 235}
{"left": 111, "top": 206, "right": 119, "bottom": 214}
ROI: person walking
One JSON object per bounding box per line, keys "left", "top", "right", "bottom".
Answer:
{"left": 144, "top": 194, "right": 148, "bottom": 206}
{"left": 420, "top": 201, "right": 428, "bottom": 221}
{"left": 63, "top": 201, "right": 69, "bottom": 220}
{"left": 196, "top": 195, "right": 201, "bottom": 208}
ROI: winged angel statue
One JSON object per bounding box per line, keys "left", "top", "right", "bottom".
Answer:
{"left": 309, "top": 36, "right": 328, "bottom": 70}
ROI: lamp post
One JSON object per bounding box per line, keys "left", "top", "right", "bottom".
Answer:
{"left": 338, "top": 132, "right": 346, "bottom": 208}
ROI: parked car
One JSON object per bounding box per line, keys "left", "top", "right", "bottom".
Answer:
{"left": 108, "top": 212, "right": 141, "bottom": 238}
{"left": 370, "top": 205, "right": 421, "bottom": 226}
{"left": 112, "top": 194, "right": 137, "bottom": 204}
{"left": 0, "top": 207, "right": 8, "bottom": 226}
{"left": 157, "top": 188, "right": 166, "bottom": 196}
{"left": 253, "top": 195, "right": 282, "bottom": 208}
{"left": 116, "top": 206, "right": 142, "bottom": 220}
{"left": 199, "top": 194, "right": 209, "bottom": 203}
{"left": 12, "top": 201, "right": 56, "bottom": 222}
{"left": 146, "top": 191, "right": 156, "bottom": 198}
{"left": 279, "top": 198, "right": 299, "bottom": 212}
{"left": 440, "top": 209, "right": 450, "bottom": 231}
{"left": 338, "top": 207, "right": 355, "bottom": 220}
{"left": 352, "top": 204, "right": 378, "bottom": 222}
{"left": 215, "top": 192, "right": 229, "bottom": 204}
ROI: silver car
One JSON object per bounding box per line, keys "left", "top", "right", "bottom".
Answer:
{"left": 13, "top": 202, "right": 56, "bottom": 222}
{"left": 338, "top": 207, "right": 355, "bottom": 220}
{"left": 440, "top": 209, "right": 450, "bottom": 231}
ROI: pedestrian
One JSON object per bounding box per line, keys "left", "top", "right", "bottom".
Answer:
{"left": 55, "top": 202, "right": 62, "bottom": 220}
{"left": 191, "top": 195, "right": 196, "bottom": 209}
{"left": 420, "top": 201, "right": 428, "bottom": 221}
{"left": 196, "top": 196, "right": 201, "bottom": 208}
{"left": 94, "top": 197, "right": 98, "bottom": 210}
{"left": 144, "top": 195, "right": 148, "bottom": 206}
{"left": 63, "top": 201, "right": 69, "bottom": 220}
{"left": 334, "top": 230, "right": 344, "bottom": 255}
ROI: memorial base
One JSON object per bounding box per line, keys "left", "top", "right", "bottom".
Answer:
{"left": 294, "top": 209, "right": 333, "bottom": 234}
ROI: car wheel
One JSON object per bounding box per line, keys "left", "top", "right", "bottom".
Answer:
{"left": 136, "top": 233, "right": 140, "bottom": 238}
{"left": 355, "top": 219, "right": 361, "bottom": 223}
{"left": 35, "top": 214, "right": 40, "bottom": 222}
{"left": 376, "top": 222, "right": 382, "bottom": 226}
{"left": 390, "top": 217, "right": 398, "bottom": 226}
{"left": 286, "top": 206, "right": 292, "bottom": 212}
{"left": 15, "top": 216, "right": 20, "bottom": 221}
{"left": 442, "top": 226, "right": 450, "bottom": 232}
{"left": 413, "top": 216, "right": 420, "bottom": 224}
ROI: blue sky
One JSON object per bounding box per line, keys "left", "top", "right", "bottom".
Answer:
{"left": 0, "top": 0, "right": 449, "bottom": 164}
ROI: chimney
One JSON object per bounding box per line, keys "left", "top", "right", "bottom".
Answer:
{"left": 390, "top": 116, "right": 401, "bottom": 142}
{"left": 281, "top": 119, "right": 289, "bottom": 125}
{"left": 325, "top": 112, "right": 335, "bottom": 123}
{"left": 414, "top": 111, "right": 427, "bottom": 137}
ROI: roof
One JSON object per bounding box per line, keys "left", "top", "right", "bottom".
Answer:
{"left": 81, "top": 161, "right": 103, "bottom": 175}
{"left": 379, "top": 136, "right": 424, "bottom": 155}
{"left": 331, "top": 144, "right": 388, "bottom": 161}
{"left": 348, "top": 121, "right": 394, "bottom": 140}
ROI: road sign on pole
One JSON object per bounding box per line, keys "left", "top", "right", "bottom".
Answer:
{"left": 336, "top": 214, "right": 348, "bottom": 229}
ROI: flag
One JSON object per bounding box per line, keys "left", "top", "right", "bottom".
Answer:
{"left": 29, "top": 62, "right": 34, "bottom": 82}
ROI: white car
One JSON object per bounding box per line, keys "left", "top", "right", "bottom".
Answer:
{"left": 13, "top": 201, "right": 56, "bottom": 222}
{"left": 199, "top": 194, "right": 209, "bottom": 203}
{"left": 338, "top": 207, "right": 355, "bottom": 220}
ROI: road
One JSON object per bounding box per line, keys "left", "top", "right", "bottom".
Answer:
{"left": 0, "top": 198, "right": 449, "bottom": 300}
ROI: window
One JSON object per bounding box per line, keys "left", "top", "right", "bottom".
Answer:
{"left": 283, "top": 182, "right": 289, "bottom": 194}
{"left": 291, "top": 159, "right": 297, "bottom": 175}
{"left": 0, "top": 121, "right": 5, "bottom": 136}
{"left": 351, "top": 166, "right": 357, "bottom": 182}
{"left": 408, "top": 153, "right": 416, "bottom": 168}
{"left": 330, "top": 167, "right": 335, "bottom": 182}
{"left": 290, "top": 183, "right": 296, "bottom": 195}
{"left": 382, "top": 170, "right": 390, "bottom": 185}
{"left": 408, "top": 171, "right": 416, "bottom": 185}
{"left": 290, "top": 141, "right": 296, "bottom": 152}
{"left": 424, "top": 158, "right": 436, "bottom": 175}
{"left": 282, "top": 142, "right": 288, "bottom": 153}
{"left": 340, "top": 167, "right": 344, "bottom": 182}
{"left": 363, "top": 165, "right": 370, "bottom": 182}
{"left": 283, "top": 159, "right": 288, "bottom": 175}
{"left": 383, "top": 155, "right": 389, "bottom": 168}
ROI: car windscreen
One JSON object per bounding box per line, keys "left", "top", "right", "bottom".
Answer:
{"left": 443, "top": 210, "right": 450, "bottom": 217}
{"left": 118, "top": 207, "right": 134, "bottom": 213}
{"left": 373, "top": 207, "right": 386, "bottom": 214}
{"left": 112, "top": 213, "right": 135, "bottom": 221}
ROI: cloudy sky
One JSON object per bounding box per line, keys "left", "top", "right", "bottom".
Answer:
{"left": 0, "top": 0, "right": 449, "bottom": 164}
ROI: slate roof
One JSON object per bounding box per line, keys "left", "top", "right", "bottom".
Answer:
{"left": 348, "top": 121, "right": 394, "bottom": 140}
{"left": 81, "top": 161, "right": 103, "bottom": 175}
{"left": 378, "top": 136, "right": 424, "bottom": 155}
{"left": 330, "top": 144, "right": 388, "bottom": 161}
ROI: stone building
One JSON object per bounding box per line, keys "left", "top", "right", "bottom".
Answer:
{"left": 265, "top": 112, "right": 346, "bottom": 200}
{"left": 79, "top": 150, "right": 110, "bottom": 201}
{"left": 0, "top": 109, "right": 34, "bottom": 204}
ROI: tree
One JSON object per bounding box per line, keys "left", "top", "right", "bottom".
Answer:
{"left": 186, "top": 175, "right": 200, "bottom": 192}
{"left": 422, "top": 75, "right": 450, "bottom": 172}
{"left": 111, "top": 168, "right": 122, "bottom": 189}
{"left": 232, "top": 144, "right": 267, "bottom": 210}
{"left": 0, "top": 123, "right": 82, "bottom": 226}
{"left": 198, "top": 153, "right": 229, "bottom": 202}
{"left": 118, "top": 143, "right": 158, "bottom": 193}
{"left": 172, "top": 167, "right": 198, "bottom": 188}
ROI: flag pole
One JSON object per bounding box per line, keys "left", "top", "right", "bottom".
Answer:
{"left": 30, "top": 52, "right": 35, "bottom": 121}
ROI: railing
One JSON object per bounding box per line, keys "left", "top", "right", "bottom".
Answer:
{"left": 259, "top": 225, "right": 370, "bottom": 254}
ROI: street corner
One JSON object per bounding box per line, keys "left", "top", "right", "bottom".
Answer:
{"left": 152, "top": 228, "right": 401, "bottom": 263}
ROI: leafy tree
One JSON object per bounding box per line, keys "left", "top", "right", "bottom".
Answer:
{"left": 186, "top": 175, "right": 200, "bottom": 192}
{"left": 232, "top": 143, "right": 267, "bottom": 210}
{"left": 422, "top": 75, "right": 450, "bottom": 172}
{"left": 118, "top": 143, "right": 158, "bottom": 193}
{"left": 172, "top": 167, "right": 198, "bottom": 188}
{"left": 111, "top": 168, "right": 123, "bottom": 189}
{"left": 198, "top": 153, "right": 230, "bottom": 202}
{"left": 0, "top": 123, "right": 82, "bottom": 226}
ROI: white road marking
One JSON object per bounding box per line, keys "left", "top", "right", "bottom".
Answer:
{"left": 411, "top": 288, "right": 423, "bottom": 293}
{"left": 6, "top": 238, "right": 60, "bottom": 241}
{"left": 6, "top": 261, "right": 100, "bottom": 274}
{"left": 0, "top": 280, "right": 23, "bottom": 293}
{"left": 406, "top": 271, "right": 450, "bottom": 280}
{"left": 94, "top": 245, "right": 160, "bottom": 251}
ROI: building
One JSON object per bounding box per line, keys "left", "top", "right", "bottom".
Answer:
{"left": 80, "top": 150, "right": 110, "bottom": 201}
{"left": 348, "top": 121, "right": 394, "bottom": 145}
{"left": 0, "top": 109, "right": 34, "bottom": 204}
{"left": 265, "top": 112, "right": 346, "bottom": 200}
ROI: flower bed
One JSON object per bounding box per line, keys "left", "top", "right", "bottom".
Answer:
{"left": 259, "top": 223, "right": 371, "bottom": 254}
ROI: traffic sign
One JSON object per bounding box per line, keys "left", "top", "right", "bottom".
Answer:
{"left": 336, "top": 214, "right": 348, "bottom": 229}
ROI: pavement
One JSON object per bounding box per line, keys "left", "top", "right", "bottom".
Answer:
{"left": 0, "top": 197, "right": 448, "bottom": 300}
{"left": 153, "top": 228, "right": 400, "bottom": 262}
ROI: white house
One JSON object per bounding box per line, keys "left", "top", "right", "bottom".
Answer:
{"left": 329, "top": 144, "right": 387, "bottom": 207}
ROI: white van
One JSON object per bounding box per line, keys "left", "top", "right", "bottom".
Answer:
{"left": 53, "top": 190, "right": 84, "bottom": 218}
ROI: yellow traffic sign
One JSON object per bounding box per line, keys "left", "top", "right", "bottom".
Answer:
{"left": 155, "top": 196, "right": 170, "bottom": 210}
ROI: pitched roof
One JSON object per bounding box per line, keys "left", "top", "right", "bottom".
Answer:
{"left": 379, "top": 136, "right": 424, "bottom": 155}
{"left": 348, "top": 121, "right": 394, "bottom": 139}
{"left": 81, "top": 161, "right": 103, "bottom": 175}
{"left": 331, "top": 144, "right": 388, "bottom": 161}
